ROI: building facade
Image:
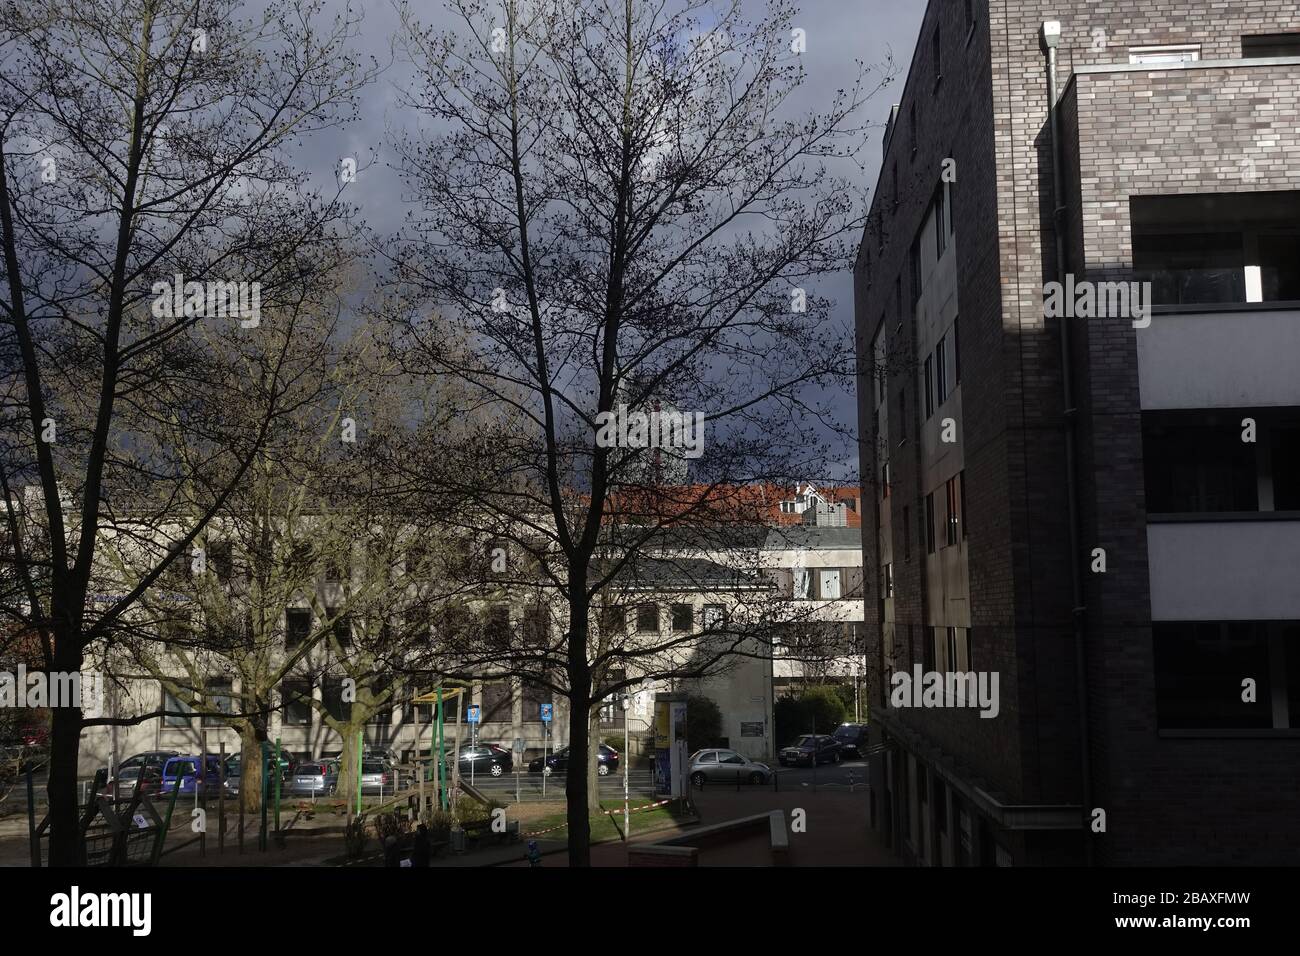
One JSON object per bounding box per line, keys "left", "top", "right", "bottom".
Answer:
{"left": 856, "top": 0, "right": 1300, "bottom": 866}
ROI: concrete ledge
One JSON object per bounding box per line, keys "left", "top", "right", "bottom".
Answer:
{"left": 628, "top": 844, "right": 699, "bottom": 867}
{"left": 768, "top": 810, "right": 790, "bottom": 866}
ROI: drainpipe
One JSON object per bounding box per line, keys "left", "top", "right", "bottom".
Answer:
{"left": 1040, "top": 19, "right": 1094, "bottom": 867}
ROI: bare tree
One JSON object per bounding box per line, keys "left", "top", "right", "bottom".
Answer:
{"left": 0, "top": 0, "right": 375, "bottom": 863}
{"left": 389, "top": 0, "right": 887, "bottom": 864}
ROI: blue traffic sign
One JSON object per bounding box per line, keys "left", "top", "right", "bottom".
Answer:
{"left": 467, "top": 705, "right": 481, "bottom": 723}
{"left": 540, "top": 703, "right": 553, "bottom": 723}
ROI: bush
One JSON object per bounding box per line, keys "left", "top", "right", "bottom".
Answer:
{"left": 774, "top": 685, "right": 848, "bottom": 747}
{"left": 685, "top": 695, "right": 724, "bottom": 753}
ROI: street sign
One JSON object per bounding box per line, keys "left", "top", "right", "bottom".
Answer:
{"left": 540, "top": 703, "right": 553, "bottom": 723}
{"left": 467, "top": 705, "right": 481, "bottom": 724}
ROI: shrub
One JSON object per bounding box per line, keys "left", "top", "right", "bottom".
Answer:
{"left": 774, "top": 685, "right": 848, "bottom": 746}
{"left": 685, "top": 695, "right": 724, "bottom": 753}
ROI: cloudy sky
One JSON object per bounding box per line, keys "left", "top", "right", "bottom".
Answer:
{"left": 309, "top": 0, "right": 927, "bottom": 479}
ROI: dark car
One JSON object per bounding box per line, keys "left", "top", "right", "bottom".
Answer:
{"left": 831, "top": 722, "right": 869, "bottom": 758}
{"left": 778, "top": 734, "right": 842, "bottom": 767}
{"left": 159, "top": 756, "right": 224, "bottom": 795}
{"left": 449, "top": 744, "right": 513, "bottom": 778}
{"left": 528, "top": 744, "right": 620, "bottom": 776}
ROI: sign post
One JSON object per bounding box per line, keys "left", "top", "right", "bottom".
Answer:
{"left": 540, "top": 703, "right": 553, "bottom": 799}
{"left": 467, "top": 705, "right": 480, "bottom": 786}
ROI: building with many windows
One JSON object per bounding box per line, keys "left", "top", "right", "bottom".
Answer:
{"left": 856, "top": 0, "right": 1300, "bottom": 865}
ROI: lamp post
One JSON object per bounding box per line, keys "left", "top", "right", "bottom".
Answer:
{"left": 622, "top": 693, "right": 631, "bottom": 840}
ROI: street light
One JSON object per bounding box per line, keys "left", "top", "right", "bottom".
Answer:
{"left": 622, "top": 693, "right": 631, "bottom": 841}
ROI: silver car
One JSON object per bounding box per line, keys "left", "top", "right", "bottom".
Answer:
{"left": 287, "top": 759, "right": 339, "bottom": 796}
{"left": 359, "top": 760, "right": 397, "bottom": 795}
{"left": 688, "top": 749, "right": 773, "bottom": 786}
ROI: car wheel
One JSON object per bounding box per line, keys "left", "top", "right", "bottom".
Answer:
{"left": 597, "top": 764, "right": 610, "bottom": 776}
{"left": 490, "top": 763, "right": 504, "bottom": 777}
{"left": 691, "top": 771, "right": 706, "bottom": 787}
{"left": 749, "top": 772, "right": 765, "bottom": 785}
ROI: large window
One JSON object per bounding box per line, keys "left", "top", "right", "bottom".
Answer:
{"left": 925, "top": 493, "right": 937, "bottom": 554}
{"left": 1132, "top": 192, "right": 1300, "bottom": 305}
{"left": 1154, "top": 622, "right": 1273, "bottom": 729}
{"left": 203, "top": 679, "right": 234, "bottom": 727}
{"left": 285, "top": 609, "right": 311, "bottom": 652}
{"left": 636, "top": 604, "right": 659, "bottom": 633}
{"left": 163, "top": 688, "right": 193, "bottom": 728}
{"left": 281, "top": 681, "right": 313, "bottom": 727}
{"left": 323, "top": 678, "right": 352, "bottom": 722}
{"left": 522, "top": 678, "right": 552, "bottom": 723}
{"left": 671, "top": 604, "right": 694, "bottom": 632}
{"left": 481, "top": 681, "right": 514, "bottom": 723}
{"left": 1143, "top": 417, "right": 1258, "bottom": 513}
{"left": 1242, "top": 33, "right": 1300, "bottom": 57}
{"left": 944, "top": 476, "right": 961, "bottom": 546}
{"left": 818, "top": 569, "right": 843, "bottom": 600}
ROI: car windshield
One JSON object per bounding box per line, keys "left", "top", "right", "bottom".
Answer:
{"left": 362, "top": 763, "right": 386, "bottom": 773}
{"left": 794, "top": 736, "right": 815, "bottom": 747}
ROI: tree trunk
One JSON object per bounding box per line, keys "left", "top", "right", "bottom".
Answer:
{"left": 335, "top": 722, "right": 361, "bottom": 809}
{"left": 565, "top": 579, "right": 592, "bottom": 866}
{"left": 237, "top": 722, "right": 267, "bottom": 817}
{"left": 45, "top": 638, "right": 84, "bottom": 866}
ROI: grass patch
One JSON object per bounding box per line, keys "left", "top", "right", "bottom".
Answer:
{"left": 523, "top": 799, "right": 693, "bottom": 842}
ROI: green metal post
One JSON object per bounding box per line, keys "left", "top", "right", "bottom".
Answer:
{"left": 356, "top": 729, "right": 363, "bottom": 817}
{"left": 260, "top": 748, "right": 269, "bottom": 851}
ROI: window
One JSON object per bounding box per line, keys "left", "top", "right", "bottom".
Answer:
{"left": 882, "top": 461, "right": 891, "bottom": 499}
{"left": 1153, "top": 622, "right": 1273, "bottom": 729}
{"left": 636, "top": 605, "right": 659, "bottom": 633}
{"left": 208, "top": 542, "right": 232, "bottom": 582}
{"left": 1132, "top": 192, "right": 1300, "bottom": 306}
{"left": 720, "top": 751, "right": 745, "bottom": 765}
{"left": 1143, "top": 417, "right": 1258, "bottom": 513}
{"left": 932, "top": 23, "right": 942, "bottom": 85}
{"left": 923, "top": 626, "right": 935, "bottom": 672}
{"left": 323, "top": 679, "right": 352, "bottom": 722}
{"left": 285, "top": 609, "right": 311, "bottom": 652}
{"left": 1242, "top": 34, "right": 1300, "bottom": 57}
{"left": 484, "top": 604, "right": 511, "bottom": 647}
{"left": 522, "top": 603, "right": 551, "bottom": 646}
{"left": 481, "top": 681, "right": 513, "bottom": 723}
{"left": 952, "top": 316, "right": 960, "bottom": 384}
{"left": 935, "top": 186, "right": 947, "bottom": 258}
{"left": 671, "top": 604, "right": 694, "bottom": 632}
{"left": 203, "top": 679, "right": 233, "bottom": 727}
{"left": 935, "top": 335, "right": 948, "bottom": 406}
{"left": 945, "top": 476, "right": 961, "bottom": 546}
{"left": 522, "top": 678, "right": 552, "bottom": 722}
{"left": 923, "top": 355, "right": 935, "bottom": 419}
{"left": 599, "top": 604, "right": 626, "bottom": 637}
{"left": 281, "top": 681, "right": 312, "bottom": 726}
{"left": 328, "top": 610, "right": 351, "bottom": 647}
{"left": 1273, "top": 426, "right": 1300, "bottom": 510}
{"left": 1128, "top": 45, "right": 1200, "bottom": 64}
{"left": 598, "top": 668, "right": 627, "bottom": 727}
{"left": 163, "top": 688, "right": 193, "bottom": 728}
{"left": 883, "top": 563, "right": 894, "bottom": 599}
{"left": 703, "top": 605, "right": 725, "bottom": 630}
{"left": 960, "top": 472, "right": 968, "bottom": 539}
{"left": 366, "top": 678, "right": 394, "bottom": 725}
{"left": 925, "top": 493, "right": 937, "bottom": 554}
{"left": 903, "top": 506, "right": 912, "bottom": 560}
{"left": 698, "top": 751, "right": 718, "bottom": 764}
{"left": 818, "top": 569, "right": 842, "bottom": 600}
{"left": 792, "top": 567, "right": 812, "bottom": 599}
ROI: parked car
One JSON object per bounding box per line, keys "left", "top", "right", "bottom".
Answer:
{"left": 778, "top": 734, "right": 842, "bottom": 767}
{"left": 359, "top": 760, "right": 398, "bottom": 794}
{"left": 102, "top": 750, "right": 178, "bottom": 794}
{"left": 688, "top": 749, "right": 773, "bottom": 786}
{"left": 447, "top": 744, "right": 513, "bottom": 778}
{"left": 287, "top": 759, "right": 340, "bottom": 797}
{"left": 831, "top": 723, "right": 869, "bottom": 759}
{"left": 100, "top": 764, "right": 163, "bottom": 798}
{"left": 528, "top": 744, "right": 620, "bottom": 776}
{"left": 159, "top": 756, "right": 224, "bottom": 795}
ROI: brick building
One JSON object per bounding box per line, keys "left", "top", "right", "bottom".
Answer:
{"left": 855, "top": 0, "right": 1300, "bottom": 865}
